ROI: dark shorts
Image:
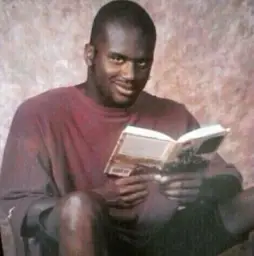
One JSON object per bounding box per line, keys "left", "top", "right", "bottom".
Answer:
{"left": 39, "top": 203, "right": 244, "bottom": 256}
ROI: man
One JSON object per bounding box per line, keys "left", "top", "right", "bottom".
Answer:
{"left": 0, "top": 1, "right": 253, "bottom": 256}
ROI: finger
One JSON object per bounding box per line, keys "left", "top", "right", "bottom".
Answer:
{"left": 122, "top": 190, "right": 148, "bottom": 203}
{"left": 164, "top": 188, "right": 200, "bottom": 198}
{"left": 159, "top": 172, "right": 204, "bottom": 184}
{"left": 117, "top": 174, "right": 154, "bottom": 186}
{"left": 129, "top": 198, "right": 146, "bottom": 207}
{"left": 162, "top": 179, "right": 203, "bottom": 190}
{"left": 118, "top": 198, "right": 146, "bottom": 208}
{"left": 119, "top": 183, "right": 148, "bottom": 195}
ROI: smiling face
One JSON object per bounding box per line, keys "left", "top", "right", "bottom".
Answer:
{"left": 85, "top": 22, "right": 155, "bottom": 108}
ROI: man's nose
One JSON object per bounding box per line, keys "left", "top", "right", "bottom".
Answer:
{"left": 121, "top": 61, "right": 135, "bottom": 80}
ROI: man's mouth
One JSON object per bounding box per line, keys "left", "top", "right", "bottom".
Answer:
{"left": 114, "top": 82, "right": 135, "bottom": 96}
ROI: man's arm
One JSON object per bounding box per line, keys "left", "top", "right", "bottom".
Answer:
{"left": 185, "top": 106, "right": 243, "bottom": 201}
{"left": 0, "top": 101, "right": 59, "bottom": 252}
{"left": 201, "top": 154, "right": 243, "bottom": 203}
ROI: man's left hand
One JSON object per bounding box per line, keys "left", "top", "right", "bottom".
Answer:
{"left": 157, "top": 172, "right": 204, "bottom": 204}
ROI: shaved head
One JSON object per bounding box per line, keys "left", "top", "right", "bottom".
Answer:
{"left": 84, "top": 0, "right": 156, "bottom": 108}
{"left": 90, "top": 0, "right": 156, "bottom": 46}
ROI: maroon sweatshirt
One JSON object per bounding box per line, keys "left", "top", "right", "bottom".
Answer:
{"left": 0, "top": 86, "right": 242, "bottom": 255}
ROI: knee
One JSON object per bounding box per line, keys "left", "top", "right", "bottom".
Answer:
{"left": 60, "top": 192, "right": 106, "bottom": 229}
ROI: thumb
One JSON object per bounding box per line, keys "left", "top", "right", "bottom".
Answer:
{"left": 154, "top": 174, "right": 169, "bottom": 184}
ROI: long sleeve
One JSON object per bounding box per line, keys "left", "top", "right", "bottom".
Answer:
{"left": 0, "top": 101, "right": 59, "bottom": 256}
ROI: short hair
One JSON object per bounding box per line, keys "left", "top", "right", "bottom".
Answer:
{"left": 90, "top": 0, "right": 156, "bottom": 45}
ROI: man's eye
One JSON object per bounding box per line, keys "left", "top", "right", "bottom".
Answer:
{"left": 110, "top": 56, "right": 124, "bottom": 64}
{"left": 137, "top": 60, "right": 148, "bottom": 69}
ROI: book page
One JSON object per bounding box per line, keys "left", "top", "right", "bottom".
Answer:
{"left": 119, "top": 134, "right": 170, "bottom": 160}
{"left": 123, "top": 125, "right": 173, "bottom": 141}
{"left": 165, "top": 133, "right": 228, "bottom": 172}
{"left": 178, "top": 124, "right": 230, "bottom": 143}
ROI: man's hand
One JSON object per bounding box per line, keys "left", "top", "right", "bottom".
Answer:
{"left": 157, "top": 172, "right": 204, "bottom": 204}
{"left": 94, "top": 174, "right": 153, "bottom": 209}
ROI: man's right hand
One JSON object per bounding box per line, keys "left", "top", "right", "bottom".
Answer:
{"left": 93, "top": 174, "right": 153, "bottom": 209}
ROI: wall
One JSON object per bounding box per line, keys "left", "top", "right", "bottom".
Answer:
{"left": 0, "top": 0, "right": 253, "bottom": 187}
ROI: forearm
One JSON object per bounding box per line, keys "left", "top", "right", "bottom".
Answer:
{"left": 218, "top": 186, "right": 254, "bottom": 236}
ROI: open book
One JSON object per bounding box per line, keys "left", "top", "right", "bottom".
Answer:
{"left": 104, "top": 124, "right": 230, "bottom": 177}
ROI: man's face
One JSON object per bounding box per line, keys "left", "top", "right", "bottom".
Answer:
{"left": 86, "top": 22, "right": 155, "bottom": 108}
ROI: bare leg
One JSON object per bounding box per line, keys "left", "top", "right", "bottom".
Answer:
{"left": 59, "top": 192, "right": 108, "bottom": 256}
{"left": 219, "top": 187, "right": 254, "bottom": 236}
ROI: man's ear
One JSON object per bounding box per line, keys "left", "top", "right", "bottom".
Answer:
{"left": 84, "top": 44, "right": 95, "bottom": 66}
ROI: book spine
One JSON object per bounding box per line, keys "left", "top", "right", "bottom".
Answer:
{"left": 163, "top": 143, "right": 179, "bottom": 163}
